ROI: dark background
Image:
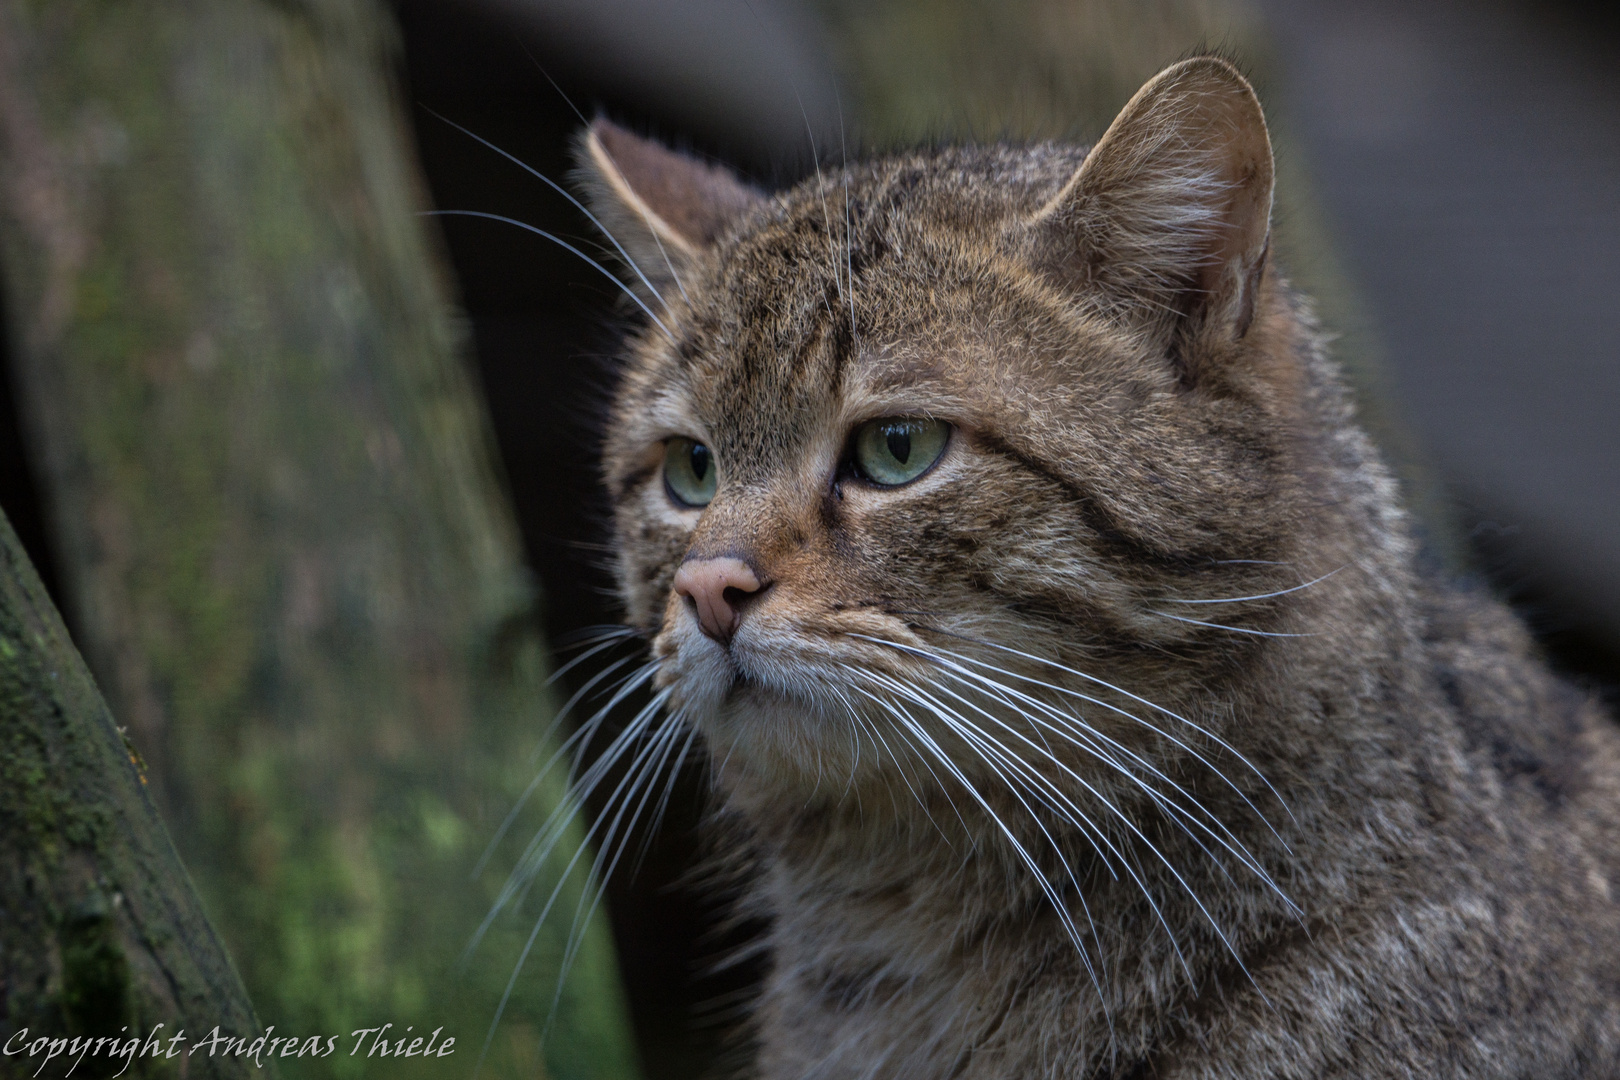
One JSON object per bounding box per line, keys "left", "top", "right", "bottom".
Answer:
{"left": 1, "top": 1, "right": 1615, "bottom": 1075}
{"left": 1259, "top": 0, "right": 1620, "bottom": 689}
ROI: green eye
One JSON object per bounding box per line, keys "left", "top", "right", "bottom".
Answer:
{"left": 851, "top": 417, "right": 950, "bottom": 487}
{"left": 663, "top": 437, "right": 717, "bottom": 507}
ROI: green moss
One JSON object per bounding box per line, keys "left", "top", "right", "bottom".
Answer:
{"left": 1, "top": 4, "right": 639, "bottom": 1077}
{"left": 59, "top": 889, "right": 133, "bottom": 1037}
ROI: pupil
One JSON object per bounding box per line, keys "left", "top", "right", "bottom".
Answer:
{"left": 885, "top": 427, "right": 911, "bottom": 464}
{"left": 689, "top": 443, "right": 710, "bottom": 481}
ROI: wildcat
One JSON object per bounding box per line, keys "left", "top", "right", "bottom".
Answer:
{"left": 573, "top": 57, "right": 1620, "bottom": 1078}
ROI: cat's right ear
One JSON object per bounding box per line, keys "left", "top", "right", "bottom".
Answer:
{"left": 576, "top": 119, "right": 765, "bottom": 299}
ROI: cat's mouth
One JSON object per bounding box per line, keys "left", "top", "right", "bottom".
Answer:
{"left": 652, "top": 596, "right": 933, "bottom": 725}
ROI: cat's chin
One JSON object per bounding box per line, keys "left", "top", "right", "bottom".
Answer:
{"left": 697, "top": 682, "right": 877, "bottom": 798}
{"left": 660, "top": 619, "right": 871, "bottom": 718}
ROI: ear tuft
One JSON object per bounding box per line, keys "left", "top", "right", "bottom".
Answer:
{"left": 1034, "top": 56, "right": 1274, "bottom": 346}
{"left": 576, "top": 120, "right": 764, "bottom": 296}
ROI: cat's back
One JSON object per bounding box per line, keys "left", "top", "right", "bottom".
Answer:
{"left": 1424, "top": 582, "right": 1620, "bottom": 842}
{"left": 1418, "top": 580, "right": 1620, "bottom": 1002}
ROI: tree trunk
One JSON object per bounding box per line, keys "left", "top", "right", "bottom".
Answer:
{"left": 0, "top": 506, "right": 263, "bottom": 1079}
{"left": 0, "top": 2, "right": 637, "bottom": 1077}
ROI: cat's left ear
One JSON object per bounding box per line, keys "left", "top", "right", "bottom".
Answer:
{"left": 1032, "top": 56, "right": 1274, "bottom": 348}
{"left": 576, "top": 119, "right": 765, "bottom": 299}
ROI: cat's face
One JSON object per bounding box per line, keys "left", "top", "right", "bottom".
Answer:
{"left": 586, "top": 59, "right": 1305, "bottom": 805}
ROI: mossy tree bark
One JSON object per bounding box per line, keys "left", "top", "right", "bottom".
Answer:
{"left": 0, "top": 507, "right": 262, "bottom": 1078}
{"left": 0, "top": 2, "right": 637, "bottom": 1078}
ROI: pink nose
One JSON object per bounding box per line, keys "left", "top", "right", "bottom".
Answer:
{"left": 673, "top": 556, "right": 768, "bottom": 643}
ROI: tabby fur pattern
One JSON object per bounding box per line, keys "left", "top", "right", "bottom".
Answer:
{"left": 576, "top": 58, "right": 1620, "bottom": 1079}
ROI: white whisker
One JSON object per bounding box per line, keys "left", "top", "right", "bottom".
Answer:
{"left": 471, "top": 655, "right": 661, "bottom": 881}
{"left": 888, "top": 636, "right": 1299, "bottom": 911}
{"left": 546, "top": 625, "right": 642, "bottom": 685}
{"left": 481, "top": 703, "right": 689, "bottom": 1071}
{"left": 839, "top": 664, "right": 962, "bottom": 843}
{"left": 915, "top": 633, "right": 1296, "bottom": 826}
{"left": 869, "top": 671, "right": 1195, "bottom": 981}
{"left": 422, "top": 210, "right": 675, "bottom": 341}
{"left": 904, "top": 673, "right": 1266, "bottom": 990}
{"left": 630, "top": 720, "right": 701, "bottom": 878}
{"left": 422, "top": 108, "right": 680, "bottom": 308}
{"left": 1154, "top": 566, "right": 1345, "bottom": 605}
{"left": 857, "top": 633, "right": 1294, "bottom": 852}
{"left": 925, "top": 661, "right": 1292, "bottom": 899}
{"left": 545, "top": 711, "right": 693, "bottom": 1025}
{"left": 1150, "top": 610, "right": 1317, "bottom": 637}
{"left": 852, "top": 681, "right": 1111, "bottom": 1001}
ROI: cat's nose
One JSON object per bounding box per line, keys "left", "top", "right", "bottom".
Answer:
{"left": 673, "top": 556, "right": 770, "bottom": 643}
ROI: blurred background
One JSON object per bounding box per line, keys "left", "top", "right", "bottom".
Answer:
{"left": 1, "top": 0, "right": 1615, "bottom": 1077}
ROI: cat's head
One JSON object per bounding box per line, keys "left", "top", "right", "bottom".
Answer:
{"left": 580, "top": 58, "right": 1320, "bottom": 808}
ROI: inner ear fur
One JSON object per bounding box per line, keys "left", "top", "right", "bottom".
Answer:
{"left": 576, "top": 119, "right": 765, "bottom": 294}
{"left": 1033, "top": 56, "right": 1275, "bottom": 350}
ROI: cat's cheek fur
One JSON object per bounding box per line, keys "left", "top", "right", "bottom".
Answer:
{"left": 616, "top": 492, "right": 697, "bottom": 631}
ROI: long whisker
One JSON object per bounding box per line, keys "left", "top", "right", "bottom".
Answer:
{"left": 565, "top": 657, "right": 667, "bottom": 776}
{"left": 472, "top": 686, "right": 668, "bottom": 957}
{"left": 630, "top": 721, "right": 702, "bottom": 878}
{"left": 831, "top": 682, "right": 865, "bottom": 805}
{"left": 1150, "top": 610, "right": 1317, "bottom": 638}
{"left": 877, "top": 671, "right": 1271, "bottom": 992}
{"left": 857, "top": 686, "right": 1103, "bottom": 921}
{"left": 544, "top": 653, "right": 637, "bottom": 733}
{"left": 855, "top": 684, "right": 1112, "bottom": 1013}
{"left": 471, "top": 793, "right": 598, "bottom": 1079}
{"left": 519, "top": 630, "right": 649, "bottom": 774}
{"left": 472, "top": 709, "right": 602, "bottom": 883}
{"left": 911, "top": 650, "right": 1279, "bottom": 857}
{"left": 941, "top": 650, "right": 1298, "bottom": 891}
{"left": 869, "top": 673, "right": 1117, "bottom": 870}
{"left": 946, "top": 667, "right": 1289, "bottom": 893}
{"left": 905, "top": 629, "right": 1296, "bottom": 825}
{"left": 515, "top": 49, "right": 693, "bottom": 304}
{"left": 925, "top": 662, "right": 1295, "bottom": 912}
{"left": 543, "top": 710, "right": 692, "bottom": 1034}
{"left": 473, "top": 694, "right": 679, "bottom": 1068}
{"left": 547, "top": 624, "right": 644, "bottom": 684}
{"left": 837, "top": 663, "right": 963, "bottom": 843}
{"left": 479, "top": 704, "right": 687, "bottom": 1072}
{"left": 495, "top": 673, "right": 667, "bottom": 914}
{"left": 422, "top": 210, "right": 675, "bottom": 341}
{"left": 470, "top": 655, "right": 660, "bottom": 881}
{"left": 1154, "top": 566, "right": 1345, "bottom": 605}
{"left": 856, "top": 632, "right": 1293, "bottom": 852}
{"left": 868, "top": 671, "right": 1196, "bottom": 981}
{"left": 872, "top": 673, "right": 1114, "bottom": 849}
{"left": 422, "top": 108, "right": 680, "bottom": 308}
